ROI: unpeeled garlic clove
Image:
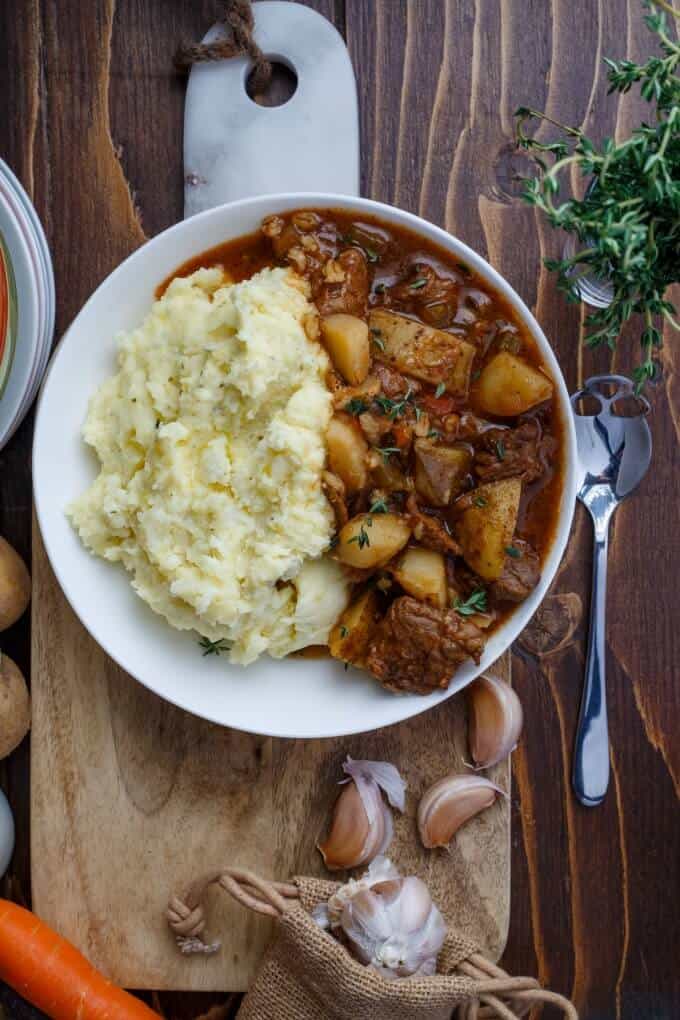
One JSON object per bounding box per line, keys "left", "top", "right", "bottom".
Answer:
{"left": 417, "top": 774, "right": 506, "bottom": 849}
{"left": 318, "top": 758, "right": 406, "bottom": 871}
{"left": 318, "top": 780, "right": 391, "bottom": 870}
{"left": 467, "top": 674, "right": 523, "bottom": 769}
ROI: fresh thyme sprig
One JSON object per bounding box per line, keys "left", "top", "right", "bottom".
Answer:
{"left": 198, "top": 636, "right": 232, "bottom": 657}
{"left": 373, "top": 386, "right": 420, "bottom": 421}
{"left": 369, "top": 497, "right": 389, "bottom": 513}
{"left": 515, "top": 1, "right": 679, "bottom": 391}
{"left": 375, "top": 446, "right": 402, "bottom": 462}
{"left": 348, "top": 518, "right": 372, "bottom": 549}
{"left": 453, "top": 588, "right": 488, "bottom": 616}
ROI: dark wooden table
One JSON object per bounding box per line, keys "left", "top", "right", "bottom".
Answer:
{"left": 1, "top": 2, "right": 678, "bottom": 1018}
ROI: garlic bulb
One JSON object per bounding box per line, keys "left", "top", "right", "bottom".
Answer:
{"left": 314, "top": 856, "right": 446, "bottom": 980}
{"left": 417, "top": 774, "right": 506, "bottom": 849}
{"left": 318, "top": 758, "right": 406, "bottom": 871}
{"left": 467, "top": 674, "right": 523, "bottom": 768}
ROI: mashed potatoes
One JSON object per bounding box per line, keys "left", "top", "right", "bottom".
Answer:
{"left": 68, "top": 266, "right": 349, "bottom": 664}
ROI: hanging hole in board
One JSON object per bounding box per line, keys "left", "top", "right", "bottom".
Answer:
{"left": 247, "top": 58, "right": 298, "bottom": 107}
{"left": 611, "top": 395, "right": 648, "bottom": 418}
{"left": 573, "top": 394, "right": 603, "bottom": 417}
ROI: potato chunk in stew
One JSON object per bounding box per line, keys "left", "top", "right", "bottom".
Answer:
{"left": 368, "top": 309, "right": 475, "bottom": 396}
{"left": 328, "top": 588, "right": 380, "bottom": 665}
{"left": 326, "top": 414, "right": 368, "bottom": 494}
{"left": 336, "top": 512, "right": 411, "bottom": 569}
{"left": 414, "top": 439, "right": 471, "bottom": 506}
{"left": 320, "top": 313, "right": 370, "bottom": 385}
{"left": 455, "top": 478, "right": 522, "bottom": 581}
{"left": 475, "top": 351, "right": 553, "bottom": 416}
{"left": 391, "top": 546, "right": 447, "bottom": 608}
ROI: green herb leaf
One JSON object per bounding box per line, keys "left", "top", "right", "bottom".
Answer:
{"left": 198, "top": 636, "right": 232, "bottom": 657}
{"left": 369, "top": 498, "right": 389, "bottom": 514}
{"left": 374, "top": 283, "right": 386, "bottom": 295}
{"left": 372, "top": 335, "right": 386, "bottom": 351}
{"left": 454, "top": 588, "right": 488, "bottom": 616}
{"left": 435, "top": 382, "right": 446, "bottom": 398}
{"left": 373, "top": 386, "right": 416, "bottom": 421}
{"left": 505, "top": 545, "right": 521, "bottom": 558}
{"left": 494, "top": 440, "right": 506, "bottom": 461}
{"left": 427, "top": 429, "right": 441, "bottom": 440}
{"left": 340, "top": 625, "right": 349, "bottom": 638}
{"left": 473, "top": 495, "right": 488, "bottom": 508}
{"left": 341, "top": 232, "right": 380, "bottom": 263}
{"left": 410, "top": 277, "right": 428, "bottom": 290}
{"left": 376, "top": 446, "right": 401, "bottom": 462}
{"left": 348, "top": 522, "right": 371, "bottom": 549}
{"left": 345, "top": 397, "right": 369, "bottom": 416}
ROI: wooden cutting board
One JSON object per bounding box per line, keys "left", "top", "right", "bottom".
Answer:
{"left": 30, "top": 2, "right": 510, "bottom": 993}
{"left": 31, "top": 541, "right": 510, "bottom": 990}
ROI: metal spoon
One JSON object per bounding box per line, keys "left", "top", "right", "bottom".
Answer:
{"left": 570, "top": 374, "right": 652, "bottom": 806}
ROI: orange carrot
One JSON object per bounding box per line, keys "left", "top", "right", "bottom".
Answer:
{"left": 0, "top": 900, "right": 161, "bottom": 1019}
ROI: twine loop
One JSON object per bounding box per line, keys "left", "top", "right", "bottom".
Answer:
{"left": 176, "top": 0, "right": 272, "bottom": 95}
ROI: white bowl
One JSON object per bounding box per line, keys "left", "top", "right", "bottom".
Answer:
{"left": 33, "top": 193, "right": 578, "bottom": 738}
{"left": 0, "top": 189, "right": 41, "bottom": 450}
{"left": 0, "top": 160, "right": 56, "bottom": 412}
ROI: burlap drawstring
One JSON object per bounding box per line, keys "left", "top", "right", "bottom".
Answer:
{"left": 167, "top": 868, "right": 578, "bottom": 1020}
{"left": 167, "top": 867, "right": 298, "bottom": 953}
{"left": 175, "top": 0, "right": 272, "bottom": 95}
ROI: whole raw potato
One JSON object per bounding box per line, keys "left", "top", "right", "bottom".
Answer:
{"left": 0, "top": 654, "right": 30, "bottom": 759}
{"left": 0, "top": 538, "right": 30, "bottom": 631}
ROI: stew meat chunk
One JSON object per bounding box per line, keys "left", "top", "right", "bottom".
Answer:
{"left": 314, "top": 248, "right": 369, "bottom": 317}
{"left": 474, "top": 419, "right": 556, "bottom": 484}
{"left": 489, "top": 540, "right": 541, "bottom": 603}
{"left": 252, "top": 209, "right": 562, "bottom": 694}
{"left": 366, "top": 597, "right": 485, "bottom": 694}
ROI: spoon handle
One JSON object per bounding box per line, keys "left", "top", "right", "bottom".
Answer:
{"left": 573, "top": 520, "right": 610, "bottom": 806}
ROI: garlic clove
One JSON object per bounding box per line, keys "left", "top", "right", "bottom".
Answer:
{"left": 318, "top": 761, "right": 406, "bottom": 871}
{"left": 343, "top": 887, "right": 393, "bottom": 942}
{"left": 323, "top": 856, "right": 400, "bottom": 928}
{"left": 395, "top": 876, "right": 433, "bottom": 934}
{"left": 467, "top": 674, "right": 523, "bottom": 769}
{"left": 417, "top": 774, "right": 506, "bottom": 848}
{"left": 318, "top": 780, "right": 386, "bottom": 870}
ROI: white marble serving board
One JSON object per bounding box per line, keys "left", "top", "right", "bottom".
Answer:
{"left": 184, "top": 0, "right": 359, "bottom": 217}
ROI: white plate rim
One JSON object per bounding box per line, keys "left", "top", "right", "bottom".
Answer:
{"left": 33, "top": 192, "right": 578, "bottom": 738}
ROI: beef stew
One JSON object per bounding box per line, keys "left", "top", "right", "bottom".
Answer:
{"left": 167, "top": 209, "right": 565, "bottom": 695}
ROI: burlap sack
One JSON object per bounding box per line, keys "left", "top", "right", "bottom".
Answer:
{"left": 168, "top": 868, "right": 578, "bottom": 1020}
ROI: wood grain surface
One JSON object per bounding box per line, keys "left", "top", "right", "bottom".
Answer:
{"left": 0, "top": 1, "right": 678, "bottom": 1018}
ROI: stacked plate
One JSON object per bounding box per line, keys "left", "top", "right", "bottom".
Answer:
{"left": 0, "top": 160, "right": 55, "bottom": 450}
